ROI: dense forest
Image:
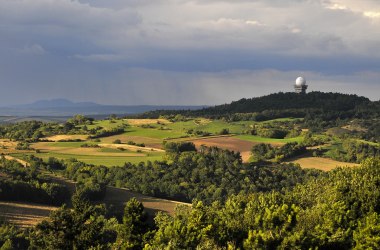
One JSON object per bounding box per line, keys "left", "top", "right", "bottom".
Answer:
{"left": 1, "top": 156, "right": 379, "bottom": 249}
{"left": 0, "top": 157, "right": 68, "bottom": 205}
{"left": 140, "top": 92, "right": 377, "bottom": 118}
{"left": 58, "top": 146, "right": 322, "bottom": 204}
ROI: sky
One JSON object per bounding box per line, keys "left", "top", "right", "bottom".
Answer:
{"left": 0, "top": 0, "right": 379, "bottom": 106}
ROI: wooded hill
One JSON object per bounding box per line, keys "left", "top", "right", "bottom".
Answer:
{"left": 140, "top": 92, "right": 379, "bottom": 119}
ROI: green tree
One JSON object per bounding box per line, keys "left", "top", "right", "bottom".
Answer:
{"left": 115, "top": 198, "right": 149, "bottom": 249}
{"left": 353, "top": 213, "right": 380, "bottom": 249}
{"left": 30, "top": 194, "right": 116, "bottom": 249}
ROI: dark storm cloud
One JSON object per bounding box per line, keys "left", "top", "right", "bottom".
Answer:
{"left": 0, "top": 0, "right": 379, "bottom": 105}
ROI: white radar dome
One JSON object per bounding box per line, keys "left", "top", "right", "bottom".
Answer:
{"left": 295, "top": 77, "right": 306, "bottom": 86}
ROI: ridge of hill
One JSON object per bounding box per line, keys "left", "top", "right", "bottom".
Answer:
{"left": 9, "top": 99, "right": 100, "bottom": 108}
{"left": 138, "top": 91, "right": 378, "bottom": 119}
{"left": 0, "top": 98, "right": 208, "bottom": 117}
{"left": 203, "top": 91, "right": 371, "bottom": 114}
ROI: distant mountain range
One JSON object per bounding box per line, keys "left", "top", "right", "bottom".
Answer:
{"left": 10, "top": 99, "right": 101, "bottom": 109}
{"left": 0, "top": 99, "right": 207, "bottom": 117}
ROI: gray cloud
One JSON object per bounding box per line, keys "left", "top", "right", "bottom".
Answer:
{"left": 0, "top": 0, "right": 379, "bottom": 106}
{"left": 16, "top": 44, "right": 47, "bottom": 55}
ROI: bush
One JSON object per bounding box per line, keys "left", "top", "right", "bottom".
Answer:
{"left": 15, "top": 142, "right": 31, "bottom": 150}
{"left": 163, "top": 142, "right": 197, "bottom": 154}
{"left": 219, "top": 128, "right": 230, "bottom": 135}
{"left": 113, "top": 139, "right": 122, "bottom": 144}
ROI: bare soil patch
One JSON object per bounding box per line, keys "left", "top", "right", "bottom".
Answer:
{"left": 289, "top": 157, "right": 359, "bottom": 171}
{"left": 0, "top": 201, "right": 57, "bottom": 228}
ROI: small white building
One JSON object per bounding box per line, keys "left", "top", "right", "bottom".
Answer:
{"left": 294, "top": 76, "right": 308, "bottom": 94}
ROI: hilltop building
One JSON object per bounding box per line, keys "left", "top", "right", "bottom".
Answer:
{"left": 294, "top": 76, "right": 308, "bottom": 94}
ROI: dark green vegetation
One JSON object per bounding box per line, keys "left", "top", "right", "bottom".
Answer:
{"left": 251, "top": 142, "right": 307, "bottom": 162}
{"left": 61, "top": 146, "right": 322, "bottom": 204}
{"left": 1, "top": 154, "right": 379, "bottom": 249}
{"left": 0, "top": 115, "right": 124, "bottom": 142}
{"left": 0, "top": 157, "right": 68, "bottom": 206}
{"left": 140, "top": 92, "right": 380, "bottom": 142}
{"left": 0, "top": 91, "right": 380, "bottom": 249}
{"left": 325, "top": 140, "right": 380, "bottom": 163}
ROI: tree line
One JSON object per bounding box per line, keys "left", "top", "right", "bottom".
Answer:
{"left": 1, "top": 157, "right": 380, "bottom": 249}
{"left": 0, "top": 157, "right": 69, "bottom": 205}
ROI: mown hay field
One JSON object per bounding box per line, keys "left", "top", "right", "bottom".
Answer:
{"left": 11, "top": 151, "right": 164, "bottom": 166}
{"left": 0, "top": 176, "right": 189, "bottom": 228}
{"left": 124, "top": 118, "right": 171, "bottom": 125}
{"left": 49, "top": 175, "right": 189, "bottom": 217}
{"left": 289, "top": 157, "right": 359, "bottom": 171}
{"left": 43, "top": 134, "right": 89, "bottom": 142}
{"left": 99, "top": 135, "right": 163, "bottom": 148}
{"left": 0, "top": 201, "right": 58, "bottom": 228}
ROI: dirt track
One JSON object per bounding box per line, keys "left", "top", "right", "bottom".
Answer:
{"left": 3, "top": 155, "right": 29, "bottom": 167}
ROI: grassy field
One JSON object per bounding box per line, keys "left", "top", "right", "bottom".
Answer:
{"left": 124, "top": 126, "right": 186, "bottom": 139}
{"left": 0, "top": 118, "right": 308, "bottom": 167}
{"left": 236, "top": 134, "right": 304, "bottom": 145}
{"left": 11, "top": 151, "right": 164, "bottom": 166}
{"left": 0, "top": 201, "right": 58, "bottom": 228}
{"left": 99, "top": 135, "right": 162, "bottom": 148}
{"left": 86, "top": 119, "right": 128, "bottom": 130}
{"left": 0, "top": 117, "right": 342, "bottom": 168}
{"left": 45, "top": 141, "right": 98, "bottom": 148}
{"left": 288, "top": 156, "right": 359, "bottom": 171}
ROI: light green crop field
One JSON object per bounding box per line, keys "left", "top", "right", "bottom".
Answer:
{"left": 164, "top": 120, "right": 254, "bottom": 135}
{"left": 46, "top": 141, "right": 99, "bottom": 148}
{"left": 98, "top": 147, "right": 135, "bottom": 153}
{"left": 11, "top": 151, "right": 164, "bottom": 167}
{"left": 86, "top": 118, "right": 304, "bottom": 142}
{"left": 86, "top": 119, "right": 128, "bottom": 130}
{"left": 124, "top": 126, "right": 187, "bottom": 139}
{"left": 193, "top": 120, "right": 247, "bottom": 134}
{"left": 236, "top": 135, "right": 304, "bottom": 144}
